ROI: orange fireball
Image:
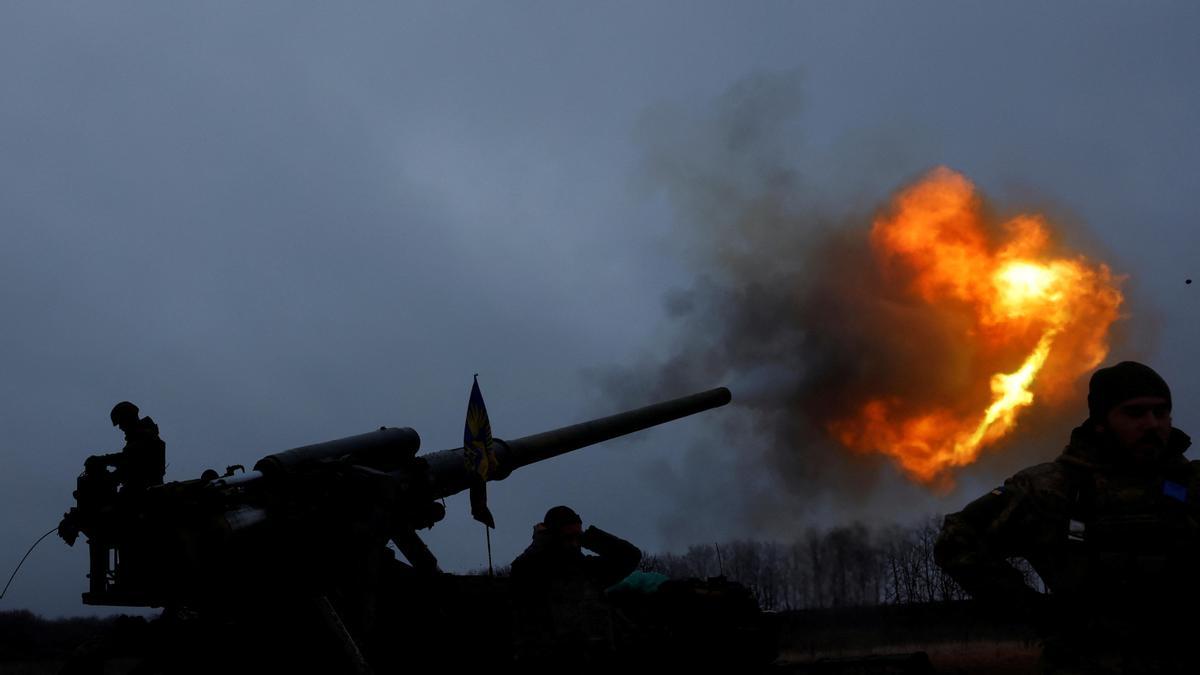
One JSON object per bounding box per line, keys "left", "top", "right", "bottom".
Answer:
{"left": 829, "top": 167, "right": 1123, "bottom": 485}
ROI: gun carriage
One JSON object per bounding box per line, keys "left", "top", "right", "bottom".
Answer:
{"left": 60, "top": 388, "right": 759, "bottom": 673}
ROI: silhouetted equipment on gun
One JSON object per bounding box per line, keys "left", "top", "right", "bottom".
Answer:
{"left": 59, "top": 387, "right": 741, "bottom": 672}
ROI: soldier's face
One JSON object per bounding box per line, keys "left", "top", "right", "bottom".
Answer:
{"left": 1098, "top": 395, "right": 1172, "bottom": 461}
{"left": 556, "top": 523, "right": 582, "bottom": 552}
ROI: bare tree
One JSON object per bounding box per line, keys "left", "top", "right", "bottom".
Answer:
{"left": 636, "top": 516, "right": 974, "bottom": 610}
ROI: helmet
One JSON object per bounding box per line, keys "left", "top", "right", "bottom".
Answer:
{"left": 110, "top": 401, "right": 140, "bottom": 427}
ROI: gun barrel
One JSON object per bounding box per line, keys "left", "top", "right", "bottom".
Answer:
{"left": 254, "top": 427, "right": 421, "bottom": 475}
{"left": 423, "top": 386, "right": 731, "bottom": 499}
{"left": 501, "top": 386, "right": 732, "bottom": 470}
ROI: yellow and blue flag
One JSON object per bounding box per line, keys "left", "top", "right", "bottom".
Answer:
{"left": 464, "top": 375, "right": 498, "bottom": 528}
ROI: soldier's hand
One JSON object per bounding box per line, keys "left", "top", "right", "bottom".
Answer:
{"left": 580, "top": 525, "right": 602, "bottom": 551}
{"left": 57, "top": 513, "right": 79, "bottom": 546}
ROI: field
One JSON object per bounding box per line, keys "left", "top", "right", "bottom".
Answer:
{"left": 1, "top": 603, "right": 1042, "bottom": 674}
{"left": 774, "top": 603, "right": 1040, "bottom": 674}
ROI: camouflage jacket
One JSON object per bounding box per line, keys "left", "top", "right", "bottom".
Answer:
{"left": 936, "top": 422, "right": 1200, "bottom": 667}
{"left": 509, "top": 526, "right": 641, "bottom": 661}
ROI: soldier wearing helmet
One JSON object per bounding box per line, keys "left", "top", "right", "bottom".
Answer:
{"left": 936, "top": 361, "right": 1198, "bottom": 672}
{"left": 57, "top": 401, "right": 168, "bottom": 570}
{"left": 89, "top": 401, "right": 167, "bottom": 492}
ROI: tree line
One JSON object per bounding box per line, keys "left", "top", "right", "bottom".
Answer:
{"left": 639, "top": 517, "right": 1043, "bottom": 611}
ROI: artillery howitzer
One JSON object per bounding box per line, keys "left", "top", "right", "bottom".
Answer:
{"left": 60, "top": 387, "right": 740, "bottom": 673}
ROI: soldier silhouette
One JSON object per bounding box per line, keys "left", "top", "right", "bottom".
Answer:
{"left": 57, "top": 402, "right": 167, "bottom": 601}
{"left": 90, "top": 401, "right": 166, "bottom": 492}
{"left": 509, "top": 505, "right": 641, "bottom": 672}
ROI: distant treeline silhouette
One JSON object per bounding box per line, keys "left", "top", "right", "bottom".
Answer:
{"left": 638, "top": 517, "right": 1043, "bottom": 611}
{"left": 0, "top": 610, "right": 148, "bottom": 662}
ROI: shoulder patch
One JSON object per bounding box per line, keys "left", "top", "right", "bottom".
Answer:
{"left": 1163, "top": 480, "right": 1188, "bottom": 503}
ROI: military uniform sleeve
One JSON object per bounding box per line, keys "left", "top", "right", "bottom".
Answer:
{"left": 935, "top": 462, "right": 1066, "bottom": 607}
{"left": 86, "top": 452, "right": 123, "bottom": 470}
{"left": 581, "top": 526, "right": 641, "bottom": 587}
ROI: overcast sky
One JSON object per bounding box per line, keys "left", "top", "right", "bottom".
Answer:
{"left": 2, "top": 2, "right": 1198, "bottom": 618}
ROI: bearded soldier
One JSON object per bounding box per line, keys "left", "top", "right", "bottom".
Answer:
{"left": 936, "top": 361, "right": 1198, "bottom": 673}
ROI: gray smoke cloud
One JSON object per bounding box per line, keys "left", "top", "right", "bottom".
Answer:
{"left": 600, "top": 72, "right": 1145, "bottom": 546}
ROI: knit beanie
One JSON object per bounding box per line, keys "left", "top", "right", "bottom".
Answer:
{"left": 1087, "top": 361, "right": 1171, "bottom": 423}
{"left": 544, "top": 505, "right": 582, "bottom": 530}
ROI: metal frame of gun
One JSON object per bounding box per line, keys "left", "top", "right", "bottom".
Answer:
{"left": 64, "top": 387, "right": 731, "bottom": 611}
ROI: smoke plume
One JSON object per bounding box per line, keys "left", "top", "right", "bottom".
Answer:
{"left": 601, "top": 72, "right": 1137, "bottom": 545}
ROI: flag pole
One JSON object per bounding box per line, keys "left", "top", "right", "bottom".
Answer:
{"left": 466, "top": 372, "right": 496, "bottom": 576}
{"left": 485, "top": 526, "right": 494, "bottom": 577}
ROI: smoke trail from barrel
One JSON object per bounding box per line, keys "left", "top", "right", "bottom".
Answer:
{"left": 598, "top": 72, "right": 1136, "bottom": 545}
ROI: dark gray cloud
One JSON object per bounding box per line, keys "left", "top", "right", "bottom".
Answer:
{"left": 1, "top": 2, "right": 1198, "bottom": 617}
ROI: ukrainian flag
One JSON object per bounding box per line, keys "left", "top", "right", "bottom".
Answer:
{"left": 464, "top": 375, "right": 497, "bottom": 527}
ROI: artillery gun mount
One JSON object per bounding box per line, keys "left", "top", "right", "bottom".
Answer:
{"left": 58, "top": 387, "right": 779, "bottom": 673}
